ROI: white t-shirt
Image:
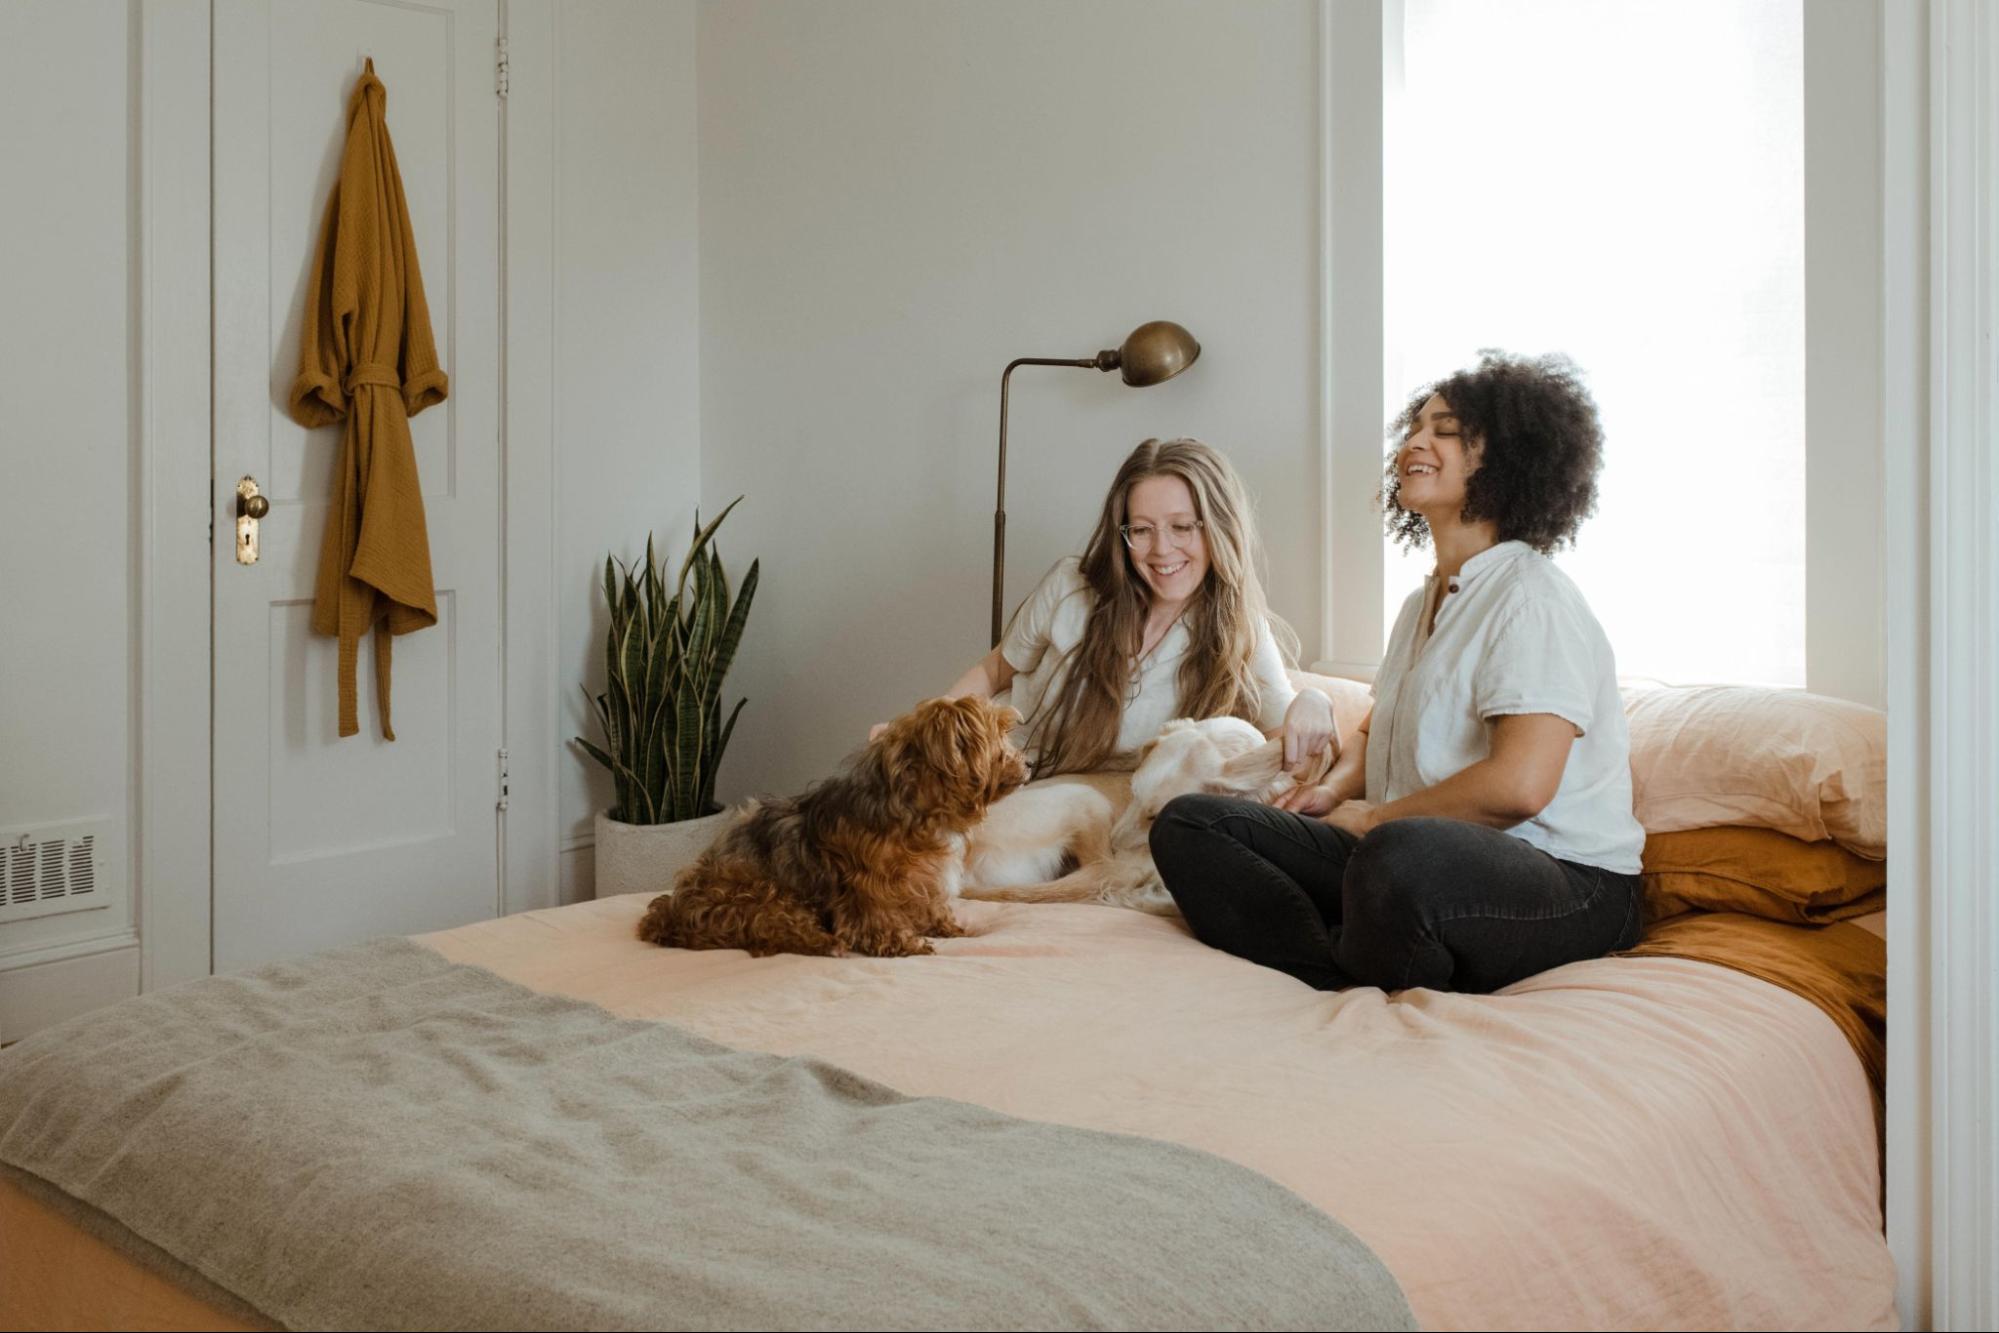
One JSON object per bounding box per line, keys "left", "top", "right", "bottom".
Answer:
{"left": 999, "top": 557, "right": 1297, "bottom": 769}
{"left": 1367, "top": 541, "right": 1645, "bottom": 874}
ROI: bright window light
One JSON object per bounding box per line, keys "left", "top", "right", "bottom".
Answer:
{"left": 1385, "top": 0, "right": 1805, "bottom": 687}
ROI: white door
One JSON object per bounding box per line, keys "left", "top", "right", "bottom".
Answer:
{"left": 212, "top": 0, "right": 503, "bottom": 971}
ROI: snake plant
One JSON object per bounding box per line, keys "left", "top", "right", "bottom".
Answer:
{"left": 577, "top": 498, "right": 759, "bottom": 824}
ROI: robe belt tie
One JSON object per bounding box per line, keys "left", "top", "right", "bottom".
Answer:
{"left": 343, "top": 363, "right": 402, "bottom": 395}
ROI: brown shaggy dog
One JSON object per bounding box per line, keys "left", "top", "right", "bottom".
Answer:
{"left": 636, "top": 696, "right": 1028, "bottom": 958}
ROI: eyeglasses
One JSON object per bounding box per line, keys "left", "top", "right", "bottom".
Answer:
{"left": 1119, "top": 519, "right": 1204, "bottom": 552}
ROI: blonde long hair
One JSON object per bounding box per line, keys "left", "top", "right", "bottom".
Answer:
{"left": 1023, "top": 438, "right": 1293, "bottom": 776}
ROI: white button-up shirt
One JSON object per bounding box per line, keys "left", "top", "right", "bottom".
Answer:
{"left": 1367, "top": 541, "right": 1645, "bottom": 873}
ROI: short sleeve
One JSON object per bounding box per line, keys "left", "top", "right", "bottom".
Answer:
{"left": 1473, "top": 596, "right": 1600, "bottom": 735}
{"left": 1250, "top": 618, "right": 1297, "bottom": 729}
{"left": 1000, "top": 559, "right": 1084, "bottom": 675}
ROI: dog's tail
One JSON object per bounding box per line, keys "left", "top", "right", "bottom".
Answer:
{"left": 962, "top": 850, "right": 1167, "bottom": 910}
{"left": 1211, "top": 728, "right": 1340, "bottom": 800}
{"left": 634, "top": 886, "right": 684, "bottom": 946}
{"left": 960, "top": 864, "right": 1107, "bottom": 905}
{"left": 634, "top": 858, "right": 710, "bottom": 947}
{"left": 636, "top": 864, "right": 844, "bottom": 957}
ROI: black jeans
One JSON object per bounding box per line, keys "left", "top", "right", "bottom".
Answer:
{"left": 1149, "top": 795, "right": 1643, "bottom": 994}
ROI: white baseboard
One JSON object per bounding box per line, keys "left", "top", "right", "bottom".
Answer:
{"left": 0, "top": 944, "right": 139, "bottom": 1044}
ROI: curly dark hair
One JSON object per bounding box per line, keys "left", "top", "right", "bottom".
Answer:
{"left": 1383, "top": 350, "right": 1604, "bottom": 554}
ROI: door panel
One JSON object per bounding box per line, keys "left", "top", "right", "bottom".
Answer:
{"left": 213, "top": 0, "right": 502, "bottom": 972}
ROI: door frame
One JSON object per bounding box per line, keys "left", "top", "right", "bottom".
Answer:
{"left": 139, "top": 0, "right": 212, "bottom": 993}
{"left": 498, "top": 0, "right": 562, "bottom": 928}
{"left": 1885, "top": 4, "right": 1999, "bottom": 1328}
{"left": 139, "top": 0, "right": 560, "bottom": 991}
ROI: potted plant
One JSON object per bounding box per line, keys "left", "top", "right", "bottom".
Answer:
{"left": 578, "top": 498, "right": 758, "bottom": 897}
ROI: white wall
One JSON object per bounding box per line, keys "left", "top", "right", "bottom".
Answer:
{"left": 552, "top": 1, "right": 703, "bottom": 899}
{"left": 0, "top": 1, "right": 142, "bottom": 1035}
{"left": 697, "top": 0, "right": 1323, "bottom": 797}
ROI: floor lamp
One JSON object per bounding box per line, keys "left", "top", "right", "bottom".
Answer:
{"left": 990, "top": 320, "right": 1201, "bottom": 645}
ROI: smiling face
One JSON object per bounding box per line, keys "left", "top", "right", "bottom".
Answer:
{"left": 1123, "top": 473, "right": 1209, "bottom": 606}
{"left": 1394, "top": 393, "right": 1480, "bottom": 521}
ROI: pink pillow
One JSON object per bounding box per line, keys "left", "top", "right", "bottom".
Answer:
{"left": 1622, "top": 685, "right": 1886, "bottom": 859}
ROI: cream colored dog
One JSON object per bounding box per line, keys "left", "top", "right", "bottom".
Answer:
{"left": 956, "top": 716, "right": 1339, "bottom": 915}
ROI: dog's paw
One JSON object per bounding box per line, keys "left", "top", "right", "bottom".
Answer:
{"left": 847, "top": 933, "right": 934, "bottom": 958}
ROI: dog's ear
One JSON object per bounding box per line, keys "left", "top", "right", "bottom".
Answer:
{"left": 941, "top": 694, "right": 1017, "bottom": 736}
{"left": 870, "top": 698, "right": 978, "bottom": 817}
{"left": 919, "top": 697, "right": 979, "bottom": 770}
{"left": 957, "top": 696, "right": 1019, "bottom": 767}
{"left": 873, "top": 698, "right": 952, "bottom": 776}
{"left": 1134, "top": 718, "right": 1194, "bottom": 768}
{"left": 1212, "top": 738, "right": 1286, "bottom": 793}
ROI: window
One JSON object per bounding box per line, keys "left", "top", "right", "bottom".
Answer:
{"left": 1384, "top": 0, "right": 1805, "bottom": 686}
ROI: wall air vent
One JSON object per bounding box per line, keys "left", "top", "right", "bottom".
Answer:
{"left": 0, "top": 818, "right": 114, "bottom": 925}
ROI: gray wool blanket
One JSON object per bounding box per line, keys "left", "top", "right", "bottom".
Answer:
{"left": 0, "top": 937, "right": 1413, "bottom": 1331}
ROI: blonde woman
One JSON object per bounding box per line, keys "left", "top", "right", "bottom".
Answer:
{"left": 897, "top": 438, "right": 1336, "bottom": 776}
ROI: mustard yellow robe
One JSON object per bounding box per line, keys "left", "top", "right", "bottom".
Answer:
{"left": 288, "top": 60, "right": 447, "bottom": 740}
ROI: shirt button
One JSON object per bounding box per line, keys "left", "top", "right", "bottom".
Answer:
{"left": 1448, "top": 581, "right": 1459, "bottom": 593}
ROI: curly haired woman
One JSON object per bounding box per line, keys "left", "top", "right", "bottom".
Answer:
{"left": 1151, "top": 352, "right": 1646, "bottom": 994}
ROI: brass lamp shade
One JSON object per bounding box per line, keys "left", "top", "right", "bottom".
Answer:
{"left": 989, "top": 320, "right": 1202, "bottom": 645}
{"left": 1100, "top": 320, "right": 1201, "bottom": 386}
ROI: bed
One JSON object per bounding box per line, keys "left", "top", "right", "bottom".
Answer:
{"left": 1, "top": 675, "right": 1895, "bottom": 1330}
{"left": 0, "top": 885, "right": 1891, "bottom": 1331}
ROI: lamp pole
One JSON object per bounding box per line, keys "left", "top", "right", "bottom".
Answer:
{"left": 992, "top": 356, "right": 1104, "bottom": 647}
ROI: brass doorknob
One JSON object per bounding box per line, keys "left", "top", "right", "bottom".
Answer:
{"left": 235, "top": 476, "right": 268, "bottom": 565}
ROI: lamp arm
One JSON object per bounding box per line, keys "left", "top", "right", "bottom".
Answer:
{"left": 993, "top": 356, "right": 1112, "bottom": 646}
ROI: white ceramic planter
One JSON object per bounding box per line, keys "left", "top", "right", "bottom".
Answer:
{"left": 593, "top": 808, "right": 734, "bottom": 899}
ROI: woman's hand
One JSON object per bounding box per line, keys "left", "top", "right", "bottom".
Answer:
{"left": 868, "top": 722, "right": 888, "bottom": 742}
{"left": 1324, "top": 800, "right": 1378, "bottom": 838}
{"left": 1280, "top": 688, "right": 1339, "bottom": 776}
{"left": 1270, "top": 782, "right": 1337, "bottom": 816}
